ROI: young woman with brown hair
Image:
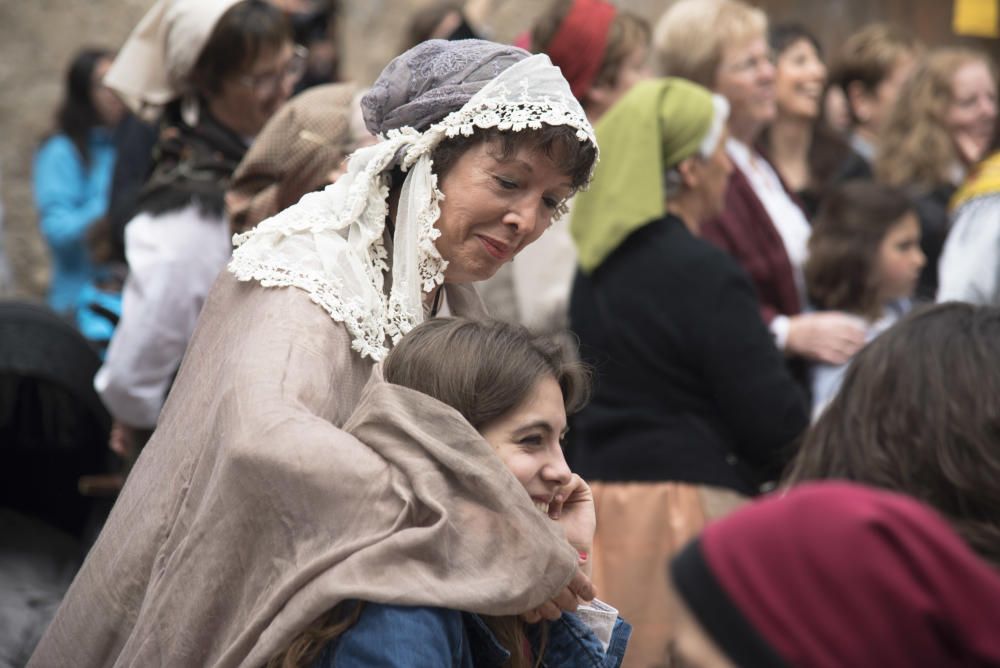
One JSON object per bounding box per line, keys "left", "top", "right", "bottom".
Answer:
{"left": 268, "top": 317, "right": 629, "bottom": 667}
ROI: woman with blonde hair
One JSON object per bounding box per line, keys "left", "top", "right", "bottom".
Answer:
{"left": 876, "top": 47, "right": 997, "bottom": 299}
{"left": 655, "top": 0, "right": 866, "bottom": 375}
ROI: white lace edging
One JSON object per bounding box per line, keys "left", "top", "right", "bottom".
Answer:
{"left": 227, "top": 53, "right": 595, "bottom": 361}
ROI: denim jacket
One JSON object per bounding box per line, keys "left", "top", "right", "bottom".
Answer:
{"left": 313, "top": 602, "right": 631, "bottom": 668}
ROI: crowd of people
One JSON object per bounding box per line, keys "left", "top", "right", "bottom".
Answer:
{"left": 7, "top": 0, "right": 1000, "bottom": 666}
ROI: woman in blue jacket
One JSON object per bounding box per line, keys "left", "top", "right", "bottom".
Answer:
{"left": 269, "top": 318, "right": 630, "bottom": 668}
{"left": 33, "top": 48, "right": 124, "bottom": 314}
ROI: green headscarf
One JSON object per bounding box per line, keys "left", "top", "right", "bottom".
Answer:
{"left": 571, "top": 77, "right": 724, "bottom": 273}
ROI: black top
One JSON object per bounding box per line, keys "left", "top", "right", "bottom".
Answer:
{"left": 911, "top": 184, "right": 956, "bottom": 301}
{"left": 568, "top": 215, "right": 808, "bottom": 495}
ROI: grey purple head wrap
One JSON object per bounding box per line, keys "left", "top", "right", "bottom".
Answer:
{"left": 362, "top": 39, "right": 530, "bottom": 135}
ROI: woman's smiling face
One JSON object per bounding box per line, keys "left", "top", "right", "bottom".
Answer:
{"left": 433, "top": 139, "right": 575, "bottom": 284}
{"left": 479, "top": 374, "right": 573, "bottom": 515}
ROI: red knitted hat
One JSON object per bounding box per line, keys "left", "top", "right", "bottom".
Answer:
{"left": 544, "top": 0, "right": 616, "bottom": 101}
{"left": 671, "top": 482, "right": 1000, "bottom": 668}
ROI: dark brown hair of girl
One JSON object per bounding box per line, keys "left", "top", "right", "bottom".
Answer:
{"left": 785, "top": 302, "right": 1000, "bottom": 568}
{"left": 189, "top": 0, "right": 292, "bottom": 96}
{"left": 804, "top": 180, "right": 914, "bottom": 320}
{"left": 384, "top": 317, "right": 591, "bottom": 429}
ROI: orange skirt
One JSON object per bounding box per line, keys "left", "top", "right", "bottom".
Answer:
{"left": 589, "top": 482, "right": 746, "bottom": 668}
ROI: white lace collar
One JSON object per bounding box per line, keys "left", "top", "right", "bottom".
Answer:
{"left": 228, "top": 54, "right": 596, "bottom": 361}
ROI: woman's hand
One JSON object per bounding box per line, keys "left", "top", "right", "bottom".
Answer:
{"left": 550, "top": 474, "right": 596, "bottom": 572}
{"left": 109, "top": 420, "right": 138, "bottom": 460}
{"left": 786, "top": 312, "right": 866, "bottom": 365}
{"left": 520, "top": 475, "right": 598, "bottom": 623}
{"left": 520, "top": 567, "right": 595, "bottom": 623}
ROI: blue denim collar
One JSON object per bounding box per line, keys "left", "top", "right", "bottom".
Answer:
{"left": 461, "top": 612, "right": 512, "bottom": 667}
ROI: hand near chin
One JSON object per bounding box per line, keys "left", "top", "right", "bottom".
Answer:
{"left": 519, "top": 475, "right": 598, "bottom": 624}
{"left": 519, "top": 566, "right": 595, "bottom": 624}
{"left": 549, "top": 474, "right": 596, "bottom": 567}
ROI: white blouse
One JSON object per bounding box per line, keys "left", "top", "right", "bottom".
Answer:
{"left": 726, "top": 138, "right": 813, "bottom": 349}
{"left": 94, "top": 204, "right": 232, "bottom": 428}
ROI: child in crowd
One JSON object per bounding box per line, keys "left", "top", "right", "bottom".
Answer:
{"left": 804, "top": 180, "right": 924, "bottom": 417}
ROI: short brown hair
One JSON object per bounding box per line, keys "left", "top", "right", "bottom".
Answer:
{"left": 805, "top": 181, "right": 914, "bottom": 319}
{"left": 189, "top": 0, "right": 292, "bottom": 96}
{"left": 829, "top": 23, "right": 921, "bottom": 125}
{"left": 384, "top": 318, "right": 590, "bottom": 430}
{"left": 654, "top": 0, "right": 767, "bottom": 87}
{"left": 532, "top": 0, "right": 651, "bottom": 97}
{"left": 431, "top": 124, "right": 597, "bottom": 192}
{"left": 785, "top": 303, "right": 1000, "bottom": 568}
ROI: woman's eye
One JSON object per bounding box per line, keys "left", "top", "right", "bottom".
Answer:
{"left": 542, "top": 196, "right": 560, "bottom": 210}
{"left": 518, "top": 434, "right": 543, "bottom": 446}
{"left": 494, "top": 176, "right": 518, "bottom": 190}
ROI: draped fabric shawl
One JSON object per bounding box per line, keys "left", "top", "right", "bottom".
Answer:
{"left": 28, "top": 272, "right": 578, "bottom": 668}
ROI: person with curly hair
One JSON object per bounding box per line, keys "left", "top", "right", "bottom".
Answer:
{"left": 875, "top": 47, "right": 997, "bottom": 299}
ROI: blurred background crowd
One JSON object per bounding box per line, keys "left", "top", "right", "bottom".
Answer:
{"left": 2, "top": 0, "right": 1000, "bottom": 666}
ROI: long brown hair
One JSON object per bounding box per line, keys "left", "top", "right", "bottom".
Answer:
{"left": 805, "top": 180, "right": 915, "bottom": 319}
{"left": 268, "top": 319, "right": 590, "bottom": 667}
{"left": 785, "top": 303, "right": 1000, "bottom": 568}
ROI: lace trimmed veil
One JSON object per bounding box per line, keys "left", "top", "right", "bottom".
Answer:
{"left": 228, "top": 54, "right": 597, "bottom": 361}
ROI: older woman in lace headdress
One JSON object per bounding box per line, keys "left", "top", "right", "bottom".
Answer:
{"left": 30, "top": 40, "right": 598, "bottom": 668}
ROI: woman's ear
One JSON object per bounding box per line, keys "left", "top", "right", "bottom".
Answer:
{"left": 846, "top": 80, "right": 873, "bottom": 124}
{"left": 675, "top": 156, "right": 700, "bottom": 190}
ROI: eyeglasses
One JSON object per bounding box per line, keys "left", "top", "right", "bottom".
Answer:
{"left": 723, "top": 51, "right": 775, "bottom": 76}
{"left": 237, "top": 45, "right": 308, "bottom": 96}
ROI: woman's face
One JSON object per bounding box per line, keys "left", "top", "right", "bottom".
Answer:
{"left": 774, "top": 38, "right": 827, "bottom": 120}
{"left": 210, "top": 41, "right": 298, "bottom": 137}
{"left": 588, "top": 44, "right": 653, "bottom": 121}
{"left": 714, "top": 36, "right": 776, "bottom": 136}
{"left": 479, "top": 375, "right": 573, "bottom": 515}
{"left": 434, "top": 139, "right": 575, "bottom": 284}
{"left": 92, "top": 57, "right": 125, "bottom": 127}
{"left": 946, "top": 59, "right": 998, "bottom": 166}
{"left": 876, "top": 212, "right": 924, "bottom": 303}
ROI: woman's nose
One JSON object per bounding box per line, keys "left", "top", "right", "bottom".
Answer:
{"left": 504, "top": 199, "right": 540, "bottom": 237}
{"left": 543, "top": 447, "right": 573, "bottom": 486}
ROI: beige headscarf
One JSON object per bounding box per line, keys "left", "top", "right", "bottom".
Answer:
{"left": 226, "top": 83, "right": 359, "bottom": 234}
{"left": 104, "top": 0, "right": 242, "bottom": 116}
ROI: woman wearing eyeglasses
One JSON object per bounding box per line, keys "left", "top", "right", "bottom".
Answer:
{"left": 94, "top": 0, "right": 299, "bottom": 458}
{"left": 655, "top": 0, "right": 867, "bottom": 379}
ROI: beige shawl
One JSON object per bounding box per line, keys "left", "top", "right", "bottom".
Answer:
{"left": 29, "top": 273, "right": 578, "bottom": 667}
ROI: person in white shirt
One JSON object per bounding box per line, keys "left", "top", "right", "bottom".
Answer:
{"left": 95, "top": 0, "right": 298, "bottom": 456}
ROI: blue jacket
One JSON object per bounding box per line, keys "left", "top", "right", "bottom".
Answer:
{"left": 314, "top": 603, "right": 631, "bottom": 668}
{"left": 33, "top": 129, "right": 116, "bottom": 313}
